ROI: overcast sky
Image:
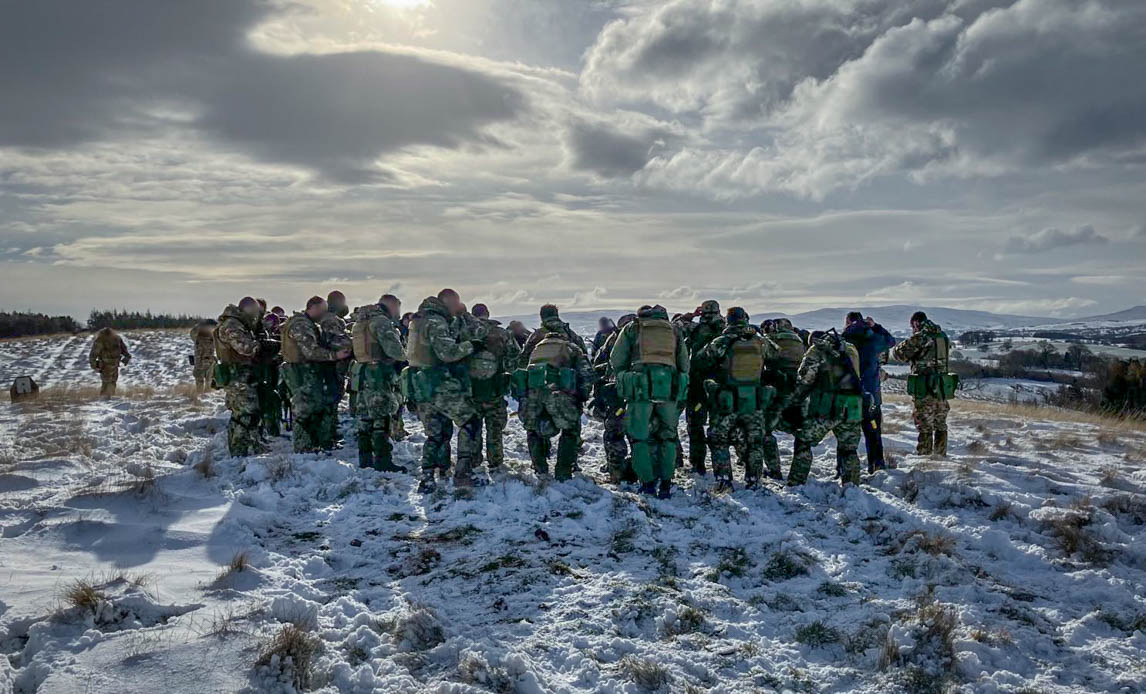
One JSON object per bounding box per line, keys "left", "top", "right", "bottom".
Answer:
{"left": 2, "top": 0, "right": 1144, "bottom": 320}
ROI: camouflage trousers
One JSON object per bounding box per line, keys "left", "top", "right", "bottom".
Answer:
{"left": 912, "top": 396, "right": 950, "bottom": 456}
{"left": 708, "top": 409, "right": 765, "bottom": 482}
{"left": 224, "top": 368, "right": 261, "bottom": 457}
{"left": 284, "top": 363, "right": 331, "bottom": 453}
{"left": 763, "top": 397, "right": 804, "bottom": 479}
{"left": 790, "top": 417, "right": 861, "bottom": 485}
{"left": 685, "top": 384, "right": 710, "bottom": 473}
{"left": 520, "top": 390, "right": 582, "bottom": 480}
{"left": 98, "top": 365, "right": 119, "bottom": 398}
{"left": 417, "top": 406, "right": 481, "bottom": 481}
{"left": 603, "top": 407, "right": 629, "bottom": 481}
{"left": 472, "top": 398, "right": 509, "bottom": 470}
{"left": 317, "top": 362, "right": 343, "bottom": 448}
{"left": 256, "top": 364, "right": 281, "bottom": 438}
{"left": 623, "top": 400, "right": 681, "bottom": 484}
{"left": 193, "top": 358, "right": 216, "bottom": 392}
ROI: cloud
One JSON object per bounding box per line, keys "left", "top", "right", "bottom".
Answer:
{"left": 658, "top": 286, "right": 699, "bottom": 302}
{"left": 1003, "top": 225, "right": 1110, "bottom": 255}
{"left": 0, "top": 0, "right": 527, "bottom": 182}
{"left": 569, "top": 286, "right": 608, "bottom": 308}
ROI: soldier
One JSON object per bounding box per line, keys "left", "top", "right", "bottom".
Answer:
{"left": 189, "top": 319, "right": 217, "bottom": 393}
{"left": 89, "top": 327, "right": 131, "bottom": 398}
{"left": 611, "top": 304, "right": 690, "bottom": 498}
{"left": 892, "top": 311, "right": 956, "bottom": 456}
{"left": 520, "top": 305, "right": 587, "bottom": 363}
{"left": 673, "top": 300, "right": 725, "bottom": 475}
{"left": 695, "top": 307, "right": 778, "bottom": 492}
{"left": 282, "top": 297, "right": 352, "bottom": 453}
{"left": 318, "top": 290, "right": 353, "bottom": 446}
{"left": 514, "top": 318, "right": 594, "bottom": 480}
{"left": 404, "top": 289, "right": 485, "bottom": 492}
{"left": 350, "top": 294, "right": 406, "bottom": 472}
{"left": 214, "top": 298, "right": 265, "bottom": 456}
{"left": 468, "top": 304, "right": 521, "bottom": 473}
{"left": 591, "top": 317, "right": 617, "bottom": 359}
{"left": 762, "top": 318, "right": 808, "bottom": 480}
{"left": 591, "top": 313, "right": 636, "bottom": 483}
{"left": 254, "top": 318, "right": 283, "bottom": 438}
{"left": 507, "top": 320, "right": 530, "bottom": 349}
{"left": 789, "top": 330, "right": 864, "bottom": 486}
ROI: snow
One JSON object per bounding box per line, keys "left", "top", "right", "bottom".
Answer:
{"left": 2, "top": 331, "right": 1146, "bottom": 693}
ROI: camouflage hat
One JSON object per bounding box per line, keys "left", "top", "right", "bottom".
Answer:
{"left": 700, "top": 300, "right": 720, "bottom": 315}
{"left": 726, "top": 306, "right": 750, "bottom": 324}
{"left": 539, "top": 304, "right": 559, "bottom": 320}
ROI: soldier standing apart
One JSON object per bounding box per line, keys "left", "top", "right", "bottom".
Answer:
{"left": 611, "top": 304, "right": 690, "bottom": 498}
{"left": 592, "top": 313, "right": 636, "bottom": 483}
{"left": 762, "top": 318, "right": 807, "bottom": 480}
{"left": 214, "top": 298, "right": 265, "bottom": 456}
{"left": 673, "top": 300, "right": 725, "bottom": 476}
{"left": 842, "top": 312, "right": 895, "bottom": 471}
{"left": 789, "top": 331, "right": 864, "bottom": 486}
{"left": 514, "top": 311, "right": 594, "bottom": 480}
{"left": 189, "top": 320, "right": 217, "bottom": 394}
{"left": 892, "top": 311, "right": 955, "bottom": 456}
{"left": 695, "top": 307, "right": 778, "bottom": 492}
{"left": 468, "top": 304, "right": 521, "bottom": 473}
{"left": 89, "top": 327, "right": 131, "bottom": 398}
{"left": 350, "top": 295, "right": 406, "bottom": 472}
{"left": 318, "top": 290, "right": 352, "bottom": 447}
{"left": 404, "top": 289, "right": 484, "bottom": 492}
{"left": 282, "top": 297, "right": 351, "bottom": 453}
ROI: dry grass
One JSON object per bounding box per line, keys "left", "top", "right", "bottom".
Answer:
{"left": 619, "top": 655, "right": 672, "bottom": 692}
{"left": 896, "top": 529, "right": 957, "bottom": 557}
{"left": 946, "top": 397, "right": 1146, "bottom": 435}
{"left": 211, "top": 551, "right": 250, "bottom": 587}
{"left": 60, "top": 578, "right": 107, "bottom": 613}
{"left": 256, "top": 623, "right": 321, "bottom": 690}
{"left": 1043, "top": 497, "right": 1113, "bottom": 565}
{"left": 965, "top": 440, "right": 989, "bottom": 455}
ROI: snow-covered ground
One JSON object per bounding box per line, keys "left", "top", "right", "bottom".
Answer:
{"left": 0, "top": 330, "right": 191, "bottom": 391}
{"left": 2, "top": 332, "right": 1146, "bottom": 694}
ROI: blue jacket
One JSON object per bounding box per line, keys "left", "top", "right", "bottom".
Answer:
{"left": 843, "top": 322, "right": 895, "bottom": 396}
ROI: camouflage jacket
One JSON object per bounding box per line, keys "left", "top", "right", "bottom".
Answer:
{"left": 796, "top": 338, "right": 861, "bottom": 399}
{"left": 318, "top": 311, "right": 352, "bottom": 353}
{"left": 190, "top": 323, "right": 216, "bottom": 362}
{"left": 695, "top": 322, "right": 778, "bottom": 384}
{"left": 352, "top": 304, "right": 405, "bottom": 365}
{"left": 674, "top": 314, "right": 726, "bottom": 371}
{"left": 593, "top": 329, "right": 623, "bottom": 382}
{"left": 469, "top": 317, "right": 520, "bottom": 381}
{"left": 89, "top": 328, "right": 130, "bottom": 369}
{"left": 284, "top": 312, "right": 340, "bottom": 363}
{"left": 521, "top": 317, "right": 587, "bottom": 366}
{"left": 611, "top": 307, "right": 690, "bottom": 376}
{"left": 528, "top": 331, "right": 597, "bottom": 401}
{"left": 412, "top": 296, "right": 475, "bottom": 365}
{"left": 215, "top": 305, "right": 261, "bottom": 365}
{"left": 891, "top": 320, "right": 950, "bottom": 375}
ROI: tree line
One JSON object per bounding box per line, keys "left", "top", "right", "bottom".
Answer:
{"left": 0, "top": 310, "right": 205, "bottom": 338}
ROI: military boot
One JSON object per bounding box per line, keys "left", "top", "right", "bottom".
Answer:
{"left": 916, "top": 430, "right": 933, "bottom": 455}
{"left": 417, "top": 472, "right": 436, "bottom": 494}
{"left": 656, "top": 479, "right": 672, "bottom": 499}
{"left": 554, "top": 430, "right": 578, "bottom": 481}
{"left": 933, "top": 430, "right": 948, "bottom": 457}
{"left": 638, "top": 481, "right": 657, "bottom": 495}
{"left": 714, "top": 475, "right": 734, "bottom": 493}
{"left": 527, "top": 432, "right": 550, "bottom": 476}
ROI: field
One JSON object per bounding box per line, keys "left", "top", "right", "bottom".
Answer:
{"left": 1, "top": 331, "right": 1145, "bottom": 693}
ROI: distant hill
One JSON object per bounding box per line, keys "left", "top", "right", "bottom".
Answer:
{"left": 1068, "top": 305, "right": 1146, "bottom": 323}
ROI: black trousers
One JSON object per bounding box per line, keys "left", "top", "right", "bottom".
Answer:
{"left": 862, "top": 392, "right": 885, "bottom": 469}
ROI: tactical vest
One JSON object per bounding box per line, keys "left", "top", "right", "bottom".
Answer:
{"left": 280, "top": 316, "right": 308, "bottom": 364}
{"left": 728, "top": 337, "right": 766, "bottom": 384}
{"left": 469, "top": 327, "right": 506, "bottom": 382}
{"left": 634, "top": 318, "right": 677, "bottom": 367}
{"left": 352, "top": 319, "right": 384, "bottom": 363}
{"left": 814, "top": 342, "right": 862, "bottom": 394}
{"left": 529, "top": 334, "right": 572, "bottom": 368}
{"left": 214, "top": 323, "right": 254, "bottom": 365}
{"left": 772, "top": 330, "right": 806, "bottom": 370}
{"left": 406, "top": 315, "right": 439, "bottom": 368}
{"left": 922, "top": 331, "right": 951, "bottom": 372}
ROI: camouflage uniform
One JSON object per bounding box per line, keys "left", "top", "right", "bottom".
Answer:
{"left": 520, "top": 317, "right": 588, "bottom": 365}
{"left": 762, "top": 323, "right": 807, "bottom": 479}
{"left": 695, "top": 321, "right": 778, "bottom": 488}
{"left": 516, "top": 332, "right": 594, "bottom": 480}
{"left": 282, "top": 312, "right": 343, "bottom": 453}
{"left": 350, "top": 304, "right": 406, "bottom": 471}
{"left": 405, "top": 297, "right": 482, "bottom": 488}
{"left": 892, "top": 320, "right": 953, "bottom": 456}
{"left": 317, "top": 309, "right": 352, "bottom": 446}
{"left": 789, "top": 335, "right": 864, "bottom": 485}
{"left": 189, "top": 323, "right": 217, "bottom": 393}
{"left": 674, "top": 304, "right": 726, "bottom": 475}
{"left": 89, "top": 328, "right": 131, "bottom": 398}
{"left": 214, "top": 306, "right": 263, "bottom": 456}
{"left": 467, "top": 317, "right": 521, "bottom": 471}
{"left": 252, "top": 320, "right": 283, "bottom": 438}
{"left": 611, "top": 306, "right": 690, "bottom": 496}
{"left": 592, "top": 328, "right": 630, "bottom": 482}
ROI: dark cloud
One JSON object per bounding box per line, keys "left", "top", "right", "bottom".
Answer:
{"left": 0, "top": 0, "right": 525, "bottom": 181}
{"left": 563, "top": 119, "right": 672, "bottom": 177}
{"left": 1003, "top": 225, "right": 1110, "bottom": 254}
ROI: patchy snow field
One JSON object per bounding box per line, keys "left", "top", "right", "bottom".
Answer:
{"left": 2, "top": 332, "right": 1146, "bottom": 694}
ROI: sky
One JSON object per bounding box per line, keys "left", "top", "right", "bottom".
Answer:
{"left": 1, "top": 0, "right": 1145, "bottom": 320}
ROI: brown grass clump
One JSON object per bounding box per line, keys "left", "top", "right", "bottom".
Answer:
{"left": 619, "top": 655, "right": 672, "bottom": 692}
{"left": 193, "top": 448, "right": 216, "bottom": 478}
{"left": 256, "top": 623, "right": 321, "bottom": 690}
{"left": 948, "top": 398, "right": 1146, "bottom": 435}
{"left": 61, "top": 578, "right": 107, "bottom": 613}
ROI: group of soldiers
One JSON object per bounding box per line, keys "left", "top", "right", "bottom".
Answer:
{"left": 196, "top": 289, "right": 956, "bottom": 498}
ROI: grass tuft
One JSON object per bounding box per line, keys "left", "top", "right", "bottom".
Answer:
{"left": 256, "top": 623, "right": 321, "bottom": 691}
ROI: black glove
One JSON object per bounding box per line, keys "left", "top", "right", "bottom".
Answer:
{"left": 470, "top": 339, "right": 485, "bottom": 351}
